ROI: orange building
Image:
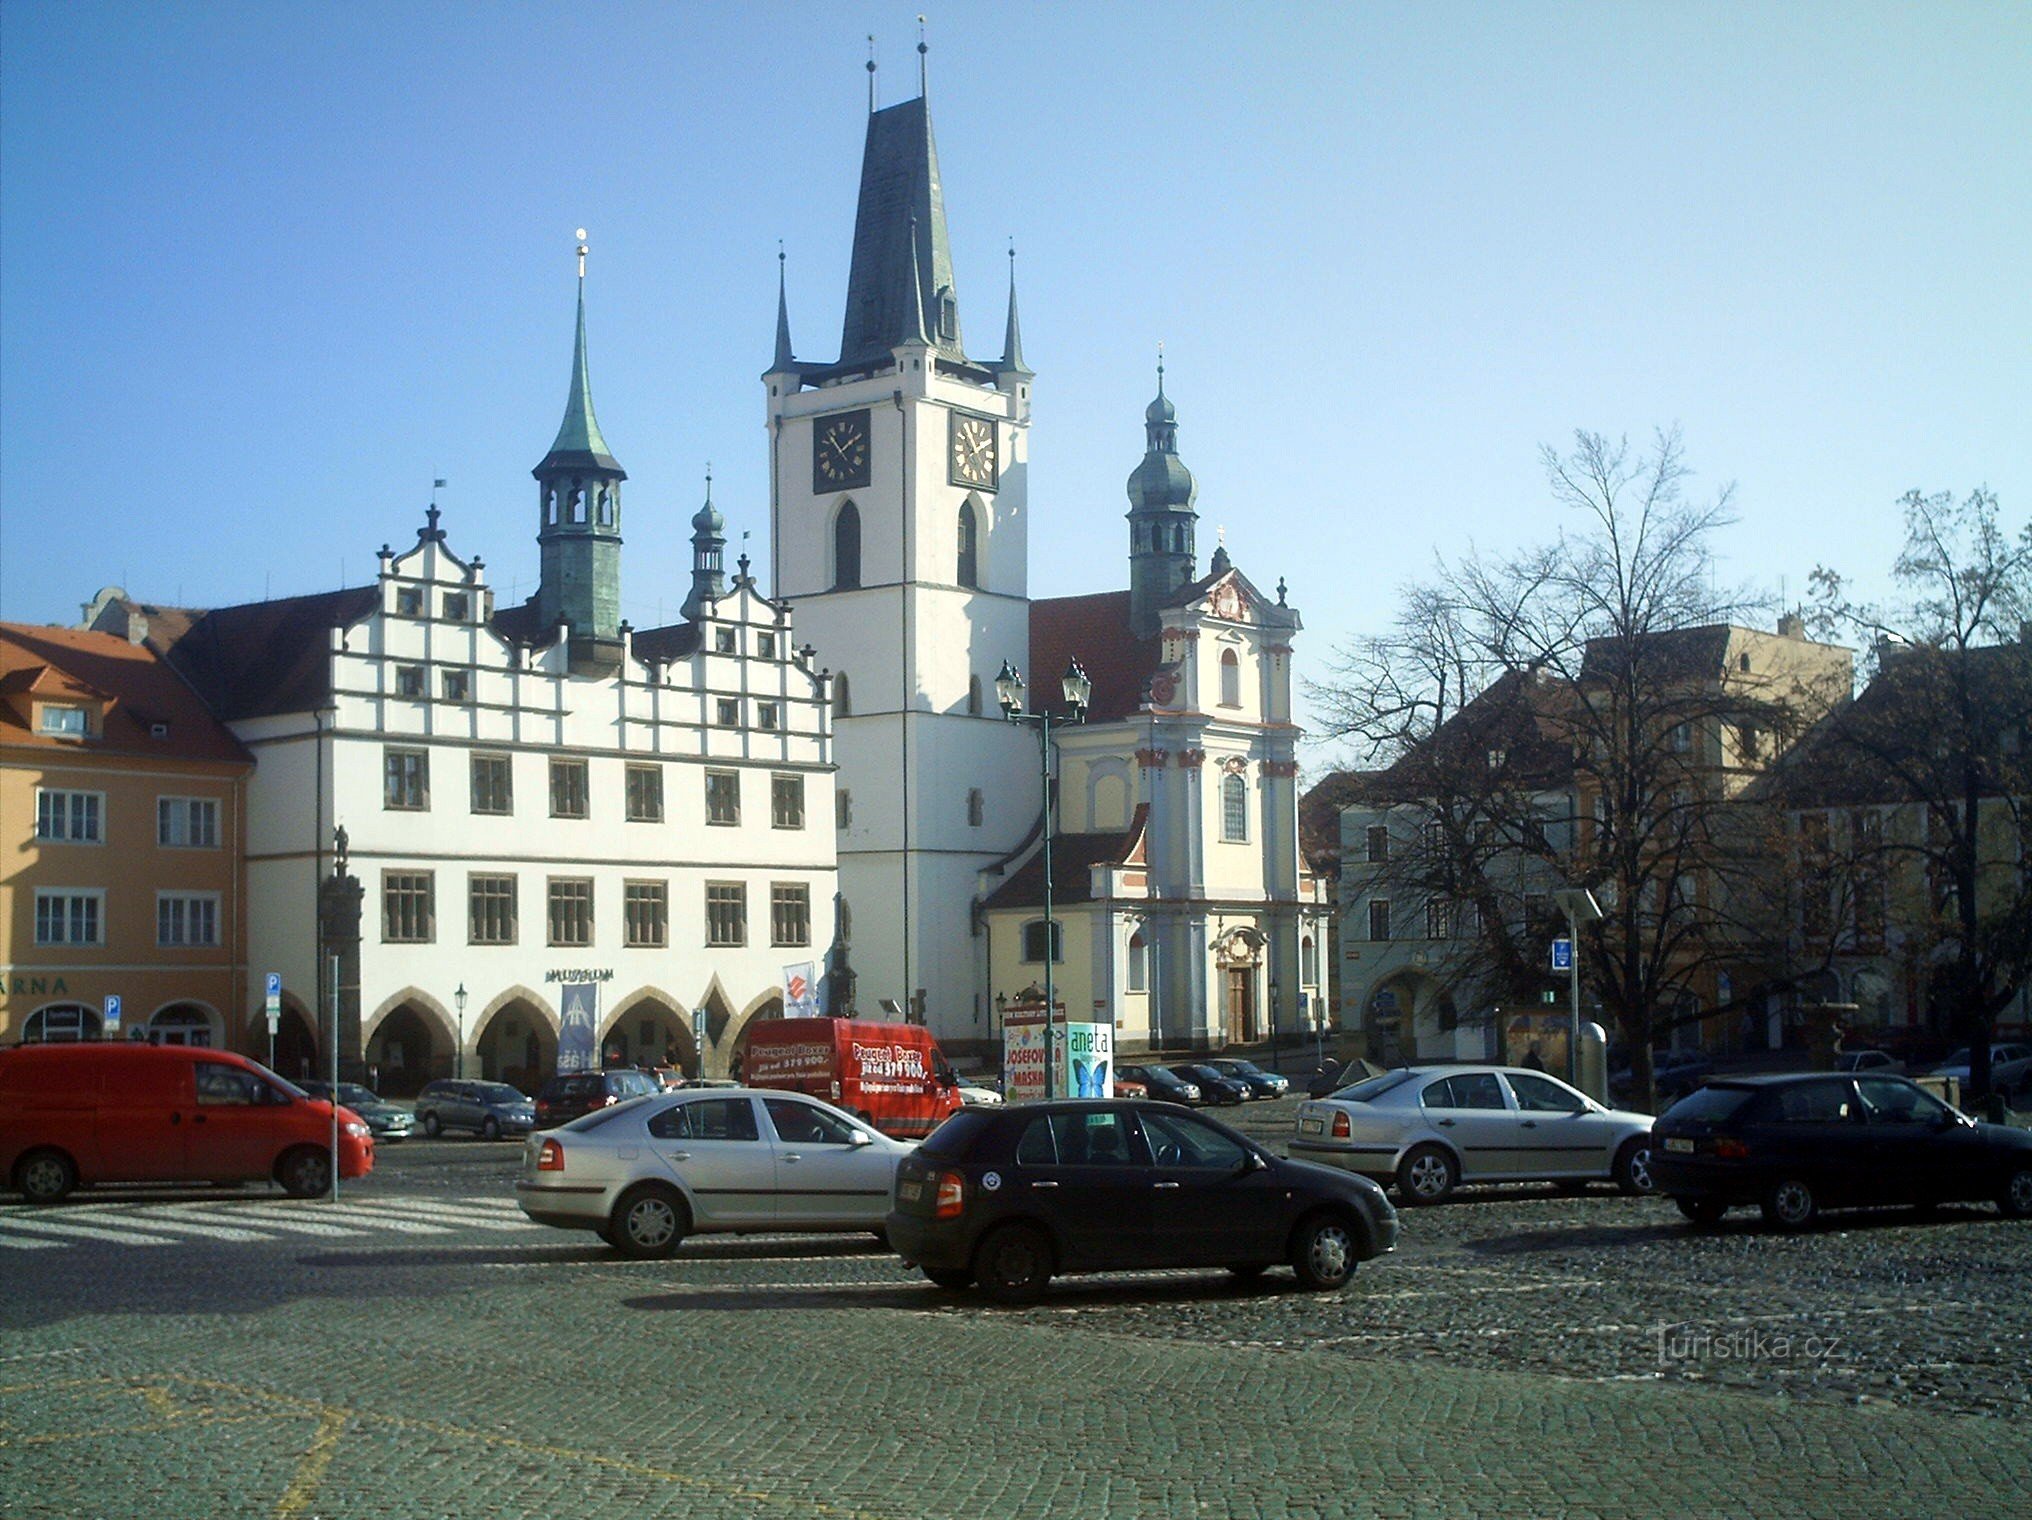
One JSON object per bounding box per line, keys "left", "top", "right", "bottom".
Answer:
{"left": 1, "top": 623, "right": 252, "bottom": 1049}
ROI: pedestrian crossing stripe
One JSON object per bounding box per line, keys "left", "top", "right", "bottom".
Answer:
{"left": 0, "top": 1194, "right": 539, "bottom": 1250}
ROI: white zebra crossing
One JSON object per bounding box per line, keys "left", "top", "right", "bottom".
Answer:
{"left": 0, "top": 1194, "right": 536, "bottom": 1250}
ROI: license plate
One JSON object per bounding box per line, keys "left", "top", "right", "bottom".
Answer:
{"left": 897, "top": 1180, "right": 923, "bottom": 1201}
{"left": 1299, "top": 1117, "right": 1324, "bottom": 1135}
{"left": 1664, "top": 1137, "right": 1693, "bottom": 1153}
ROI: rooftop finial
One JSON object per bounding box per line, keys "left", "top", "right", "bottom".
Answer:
{"left": 917, "top": 15, "right": 928, "bottom": 96}
{"left": 1157, "top": 340, "right": 1165, "bottom": 394}
{"left": 705, "top": 462, "right": 713, "bottom": 498}
{"left": 867, "top": 34, "right": 877, "bottom": 113}
{"left": 576, "top": 227, "right": 588, "bottom": 281}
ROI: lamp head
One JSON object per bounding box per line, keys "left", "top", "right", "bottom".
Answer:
{"left": 1060, "top": 658, "right": 1092, "bottom": 718}
{"left": 995, "top": 659, "right": 1025, "bottom": 716}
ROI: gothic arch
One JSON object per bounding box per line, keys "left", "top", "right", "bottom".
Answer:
{"left": 364, "top": 986, "right": 459, "bottom": 1050}
{"left": 725, "top": 991, "right": 786, "bottom": 1081}
{"left": 146, "top": 999, "right": 221, "bottom": 1048}
{"left": 832, "top": 500, "right": 862, "bottom": 590}
{"left": 478, "top": 983, "right": 560, "bottom": 1037}
{"left": 604, "top": 987, "right": 701, "bottom": 1074}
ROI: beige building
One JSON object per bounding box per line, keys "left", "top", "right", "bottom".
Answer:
{"left": 1, "top": 623, "right": 252, "bottom": 1048}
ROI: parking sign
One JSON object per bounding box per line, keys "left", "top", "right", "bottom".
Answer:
{"left": 1551, "top": 937, "right": 1573, "bottom": 973}
{"left": 104, "top": 993, "right": 122, "bottom": 1035}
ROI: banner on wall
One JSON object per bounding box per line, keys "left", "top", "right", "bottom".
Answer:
{"left": 783, "top": 962, "right": 819, "bottom": 1018}
{"left": 558, "top": 983, "right": 599, "bottom": 1073}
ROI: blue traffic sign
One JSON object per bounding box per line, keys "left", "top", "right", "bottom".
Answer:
{"left": 1551, "top": 938, "right": 1573, "bottom": 973}
{"left": 265, "top": 972, "right": 282, "bottom": 999}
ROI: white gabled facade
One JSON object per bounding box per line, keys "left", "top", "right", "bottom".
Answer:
{"left": 230, "top": 522, "right": 835, "bottom": 1090}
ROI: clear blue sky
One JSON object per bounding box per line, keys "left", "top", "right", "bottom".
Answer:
{"left": 4, "top": 2, "right": 2026, "bottom": 766}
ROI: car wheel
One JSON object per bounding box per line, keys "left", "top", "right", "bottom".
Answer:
{"left": 1395, "top": 1144, "right": 1457, "bottom": 1205}
{"left": 1614, "top": 1138, "right": 1658, "bottom": 1195}
{"left": 1226, "top": 1263, "right": 1269, "bottom": 1281}
{"left": 420, "top": 1112, "right": 442, "bottom": 1138}
{"left": 276, "top": 1146, "right": 331, "bottom": 1199}
{"left": 15, "top": 1148, "right": 77, "bottom": 1205}
{"left": 1289, "top": 1212, "right": 1358, "bottom": 1291}
{"left": 1674, "top": 1197, "right": 1726, "bottom": 1226}
{"left": 1999, "top": 1168, "right": 2032, "bottom": 1220}
{"left": 975, "top": 1224, "right": 1053, "bottom": 1305}
{"left": 1761, "top": 1177, "right": 1818, "bottom": 1231}
{"left": 607, "top": 1184, "right": 688, "bottom": 1259}
{"left": 480, "top": 1116, "right": 501, "bottom": 1141}
{"left": 923, "top": 1266, "right": 974, "bottom": 1290}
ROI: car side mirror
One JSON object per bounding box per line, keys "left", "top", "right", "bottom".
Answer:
{"left": 850, "top": 1129, "right": 874, "bottom": 1147}
{"left": 1238, "top": 1150, "right": 1268, "bottom": 1175}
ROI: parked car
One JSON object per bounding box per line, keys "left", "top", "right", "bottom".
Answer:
{"left": 1929, "top": 1043, "right": 2032, "bottom": 1099}
{"left": 1835, "top": 1048, "right": 1904, "bottom": 1076}
{"left": 514, "top": 1088, "right": 913, "bottom": 1257}
{"left": 534, "top": 1068, "right": 662, "bottom": 1128}
{"left": 640, "top": 1065, "right": 688, "bottom": 1092}
{"left": 413, "top": 1080, "right": 535, "bottom": 1140}
{"left": 299, "top": 1080, "right": 415, "bottom": 1142}
{"left": 1169, "top": 1064, "right": 1249, "bottom": 1106}
{"left": 0, "top": 1044, "right": 372, "bottom": 1202}
{"left": 1208, "top": 1058, "right": 1290, "bottom": 1099}
{"left": 1608, "top": 1050, "right": 1714, "bottom": 1106}
{"left": 886, "top": 1100, "right": 1400, "bottom": 1302}
{"left": 955, "top": 1074, "right": 1004, "bottom": 1107}
{"left": 1116, "top": 1064, "right": 1201, "bottom": 1105}
{"left": 1112, "top": 1076, "right": 1149, "bottom": 1100}
{"left": 1651, "top": 1072, "right": 2032, "bottom": 1229}
{"left": 1290, "top": 1065, "right": 1658, "bottom": 1205}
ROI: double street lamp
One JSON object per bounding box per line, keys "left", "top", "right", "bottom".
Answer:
{"left": 997, "top": 657, "right": 1092, "bottom": 1100}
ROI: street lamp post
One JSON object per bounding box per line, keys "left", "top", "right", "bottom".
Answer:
{"left": 454, "top": 983, "right": 468, "bottom": 1082}
{"left": 1268, "top": 975, "right": 1280, "bottom": 1073}
{"left": 1551, "top": 887, "right": 1604, "bottom": 1087}
{"left": 997, "top": 657, "right": 1091, "bottom": 1100}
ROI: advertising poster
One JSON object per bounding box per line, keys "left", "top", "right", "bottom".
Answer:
{"left": 1002, "top": 1008, "right": 1047, "bottom": 1104}
{"left": 783, "top": 962, "right": 818, "bottom": 1018}
{"left": 558, "top": 983, "right": 599, "bottom": 1073}
{"left": 1064, "top": 1020, "right": 1115, "bottom": 1098}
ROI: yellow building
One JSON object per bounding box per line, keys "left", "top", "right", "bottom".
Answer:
{"left": 1, "top": 623, "right": 251, "bottom": 1048}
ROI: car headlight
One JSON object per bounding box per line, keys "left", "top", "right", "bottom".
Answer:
{"left": 343, "top": 1121, "right": 371, "bottom": 1138}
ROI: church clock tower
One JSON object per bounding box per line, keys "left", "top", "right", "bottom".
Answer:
{"left": 766, "top": 83, "right": 1037, "bottom": 1042}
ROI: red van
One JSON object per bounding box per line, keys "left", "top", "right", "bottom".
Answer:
{"left": 0, "top": 1043, "right": 374, "bottom": 1203}
{"left": 742, "top": 1018, "right": 964, "bottom": 1139}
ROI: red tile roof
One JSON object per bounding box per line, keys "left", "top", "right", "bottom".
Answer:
{"left": 0, "top": 623, "right": 251, "bottom": 764}
{"left": 1028, "top": 591, "right": 1162, "bottom": 723}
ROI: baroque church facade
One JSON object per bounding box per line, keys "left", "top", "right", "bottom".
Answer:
{"left": 768, "top": 83, "right": 1325, "bottom": 1058}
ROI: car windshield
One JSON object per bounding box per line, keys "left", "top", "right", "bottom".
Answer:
{"left": 920, "top": 1109, "right": 996, "bottom": 1160}
{"left": 337, "top": 1085, "right": 378, "bottom": 1104}
{"left": 562, "top": 1096, "right": 656, "bottom": 1131}
{"left": 1221, "top": 1060, "right": 1265, "bottom": 1076}
{"left": 1331, "top": 1071, "right": 1416, "bottom": 1104}
{"left": 475, "top": 1084, "right": 525, "bottom": 1103}
{"left": 1661, "top": 1086, "right": 1756, "bottom": 1124}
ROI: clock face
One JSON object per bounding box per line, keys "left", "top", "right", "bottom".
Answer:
{"left": 813, "top": 409, "right": 872, "bottom": 492}
{"left": 948, "top": 413, "right": 998, "bottom": 490}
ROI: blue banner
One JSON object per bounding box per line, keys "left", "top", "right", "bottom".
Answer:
{"left": 558, "top": 984, "right": 599, "bottom": 1073}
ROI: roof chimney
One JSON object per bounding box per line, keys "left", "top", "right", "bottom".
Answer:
{"left": 1777, "top": 612, "right": 1805, "bottom": 640}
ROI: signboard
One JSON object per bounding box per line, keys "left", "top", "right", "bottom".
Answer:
{"left": 1551, "top": 937, "right": 1573, "bottom": 973}
{"left": 783, "top": 961, "right": 818, "bottom": 1018}
{"left": 557, "top": 983, "right": 599, "bottom": 1073}
{"left": 265, "top": 972, "right": 282, "bottom": 1034}
{"left": 103, "top": 993, "right": 122, "bottom": 1036}
{"left": 1064, "top": 1020, "right": 1115, "bottom": 1099}
{"left": 1002, "top": 1009, "right": 1114, "bottom": 1102}
{"left": 1002, "top": 1007, "right": 1048, "bottom": 1104}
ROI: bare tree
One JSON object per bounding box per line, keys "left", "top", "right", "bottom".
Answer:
{"left": 1806, "top": 488, "right": 2032, "bottom": 1099}
{"left": 1313, "top": 430, "right": 1846, "bottom": 1109}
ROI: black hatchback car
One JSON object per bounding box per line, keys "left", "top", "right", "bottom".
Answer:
{"left": 1169, "top": 1063, "right": 1250, "bottom": 1106}
{"left": 886, "top": 1100, "right": 1399, "bottom": 1303}
{"left": 533, "top": 1068, "right": 661, "bottom": 1128}
{"left": 1651, "top": 1072, "right": 2032, "bottom": 1230}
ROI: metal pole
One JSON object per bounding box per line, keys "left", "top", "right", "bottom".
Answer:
{"left": 1567, "top": 912, "right": 1581, "bottom": 1089}
{"left": 328, "top": 951, "right": 341, "bottom": 1202}
{"left": 1041, "top": 714, "right": 1055, "bottom": 1102}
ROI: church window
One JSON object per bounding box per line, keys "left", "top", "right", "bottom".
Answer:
{"left": 1022, "top": 920, "right": 1062, "bottom": 964}
{"left": 1219, "top": 649, "right": 1241, "bottom": 707}
{"left": 832, "top": 672, "right": 850, "bottom": 717}
{"left": 833, "top": 501, "right": 862, "bottom": 589}
{"left": 1127, "top": 932, "right": 1148, "bottom": 993}
{"left": 1301, "top": 935, "right": 1317, "bottom": 988}
{"left": 967, "top": 675, "right": 982, "bottom": 715}
{"left": 967, "top": 789, "right": 984, "bottom": 827}
{"left": 957, "top": 500, "right": 980, "bottom": 588}
{"left": 569, "top": 486, "right": 586, "bottom": 524}
{"left": 596, "top": 487, "right": 614, "bottom": 526}
{"left": 1221, "top": 772, "right": 1248, "bottom": 841}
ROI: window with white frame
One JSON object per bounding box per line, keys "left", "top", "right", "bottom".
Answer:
{"left": 772, "top": 774, "right": 805, "bottom": 829}
{"left": 706, "top": 770, "right": 740, "bottom": 825}
{"left": 550, "top": 758, "right": 588, "bottom": 818}
{"left": 395, "top": 587, "right": 423, "bottom": 617}
{"left": 771, "top": 883, "right": 811, "bottom": 947}
{"left": 624, "top": 881, "right": 669, "bottom": 948}
{"left": 1221, "top": 772, "right": 1248, "bottom": 841}
{"left": 548, "top": 878, "right": 594, "bottom": 946}
{"left": 384, "top": 748, "right": 429, "bottom": 809}
{"left": 705, "top": 882, "right": 746, "bottom": 947}
{"left": 36, "top": 789, "right": 103, "bottom": 843}
{"left": 157, "top": 893, "right": 220, "bottom": 947}
{"left": 625, "top": 764, "right": 664, "bottom": 823}
{"left": 38, "top": 704, "right": 88, "bottom": 736}
{"left": 382, "top": 872, "right": 435, "bottom": 943}
{"left": 1300, "top": 935, "right": 1317, "bottom": 987}
{"left": 469, "top": 874, "right": 517, "bottom": 944}
{"left": 35, "top": 890, "right": 103, "bottom": 945}
{"left": 471, "top": 754, "right": 512, "bottom": 814}
{"left": 157, "top": 796, "right": 219, "bottom": 848}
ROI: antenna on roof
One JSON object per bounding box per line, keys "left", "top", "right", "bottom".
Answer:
{"left": 917, "top": 15, "right": 928, "bottom": 96}
{"left": 867, "top": 34, "right": 877, "bottom": 113}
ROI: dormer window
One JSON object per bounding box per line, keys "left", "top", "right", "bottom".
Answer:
{"left": 937, "top": 286, "right": 958, "bottom": 341}
{"left": 38, "top": 704, "right": 88, "bottom": 737}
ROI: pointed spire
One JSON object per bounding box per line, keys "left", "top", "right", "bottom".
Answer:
{"left": 543, "top": 228, "right": 620, "bottom": 471}
{"left": 836, "top": 91, "right": 963, "bottom": 366}
{"left": 997, "top": 243, "right": 1031, "bottom": 376}
{"left": 771, "top": 242, "right": 796, "bottom": 373}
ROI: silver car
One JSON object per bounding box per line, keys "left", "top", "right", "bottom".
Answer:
{"left": 514, "top": 1087, "right": 914, "bottom": 1258}
{"left": 1290, "top": 1065, "right": 1658, "bottom": 1205}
